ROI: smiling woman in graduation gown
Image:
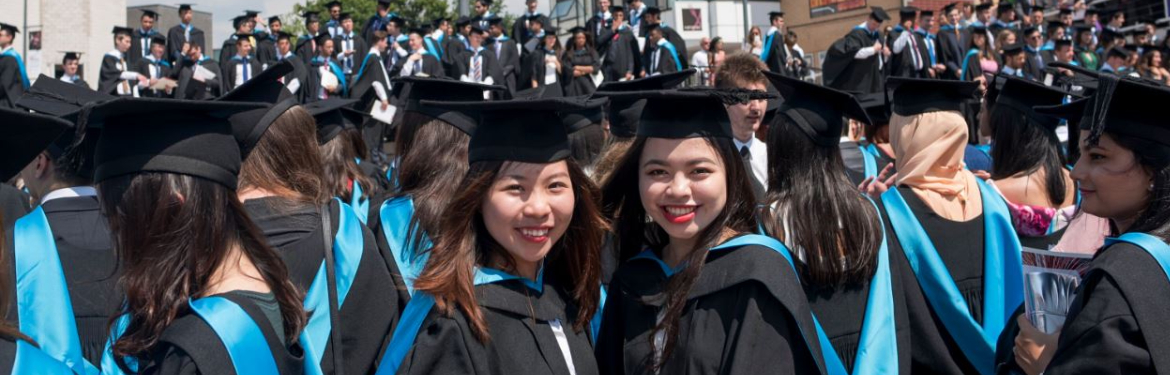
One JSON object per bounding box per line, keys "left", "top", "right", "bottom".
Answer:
{"left": 220, "top": 63, "right": 398, "bottom": 375}
{"left": 879, "top": 77, "right": 1024, "bottom": 375}
{"left": 376, "top": 97, "right": 607, "bottom": 375}
{"left": 596, "top": 90, "right": 826, "bottom": 375}
{"left": 88, "top": 98, "right": 307, "bottom": 375}
{"left": 762, "top": 72, "right": 912, "bottom": 374}
{"left": 999, "top": 76, "right": 1170, "bottom": 375}
{"left": 0, "top": 107, "right": 83, "bottom": 375}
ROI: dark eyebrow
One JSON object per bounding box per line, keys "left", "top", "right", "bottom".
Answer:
{"left": 642, "top": 158, "right": 719, "bottom": 168}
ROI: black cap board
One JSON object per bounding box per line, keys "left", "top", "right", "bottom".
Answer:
{"left": 63, "top": 51, "right": 82, "bottom": 61}
{"left": 1082, "top": 76, "right": 1170, "bottom": 166}
{"left": 610, "top": 5, "right": 625, "bottom": 13}
{"left": 304, "top": 11, "right": 321, "bottom": 23}
{"left": 568, "top": 26, "right": 587, "bottom": 34}
{"left": 768, "top": 11, "right": 784, "bottom": 18}
{"left": 1047, "top": 21, "right": 1066, "bottom": 31}
{"left": 178, "top": 4, "right": 193, "bottom": 12}
{"left": 1001, "top": 42, "right": 1025, "bottom": 55}
{"left": 764, "top": 70, "right": 871, "bottom": 147}
{"left": 900, "top": 7, "right": 919, "bottom": 19}
{"left": 339, "top": 13, "right": 353, "bottom": 21}
{"left": 871, "top": 7, "right": 891, "bottom": 21}
{"left": 1034, "top": 97, "right": 1088, "bottom": 129}
{"left": 487, "top": 16, "right": 504, "bottom": 26}
{"left": 0, "top": 23, "right": 18, "bottom": 34}
{"left": 269, "top": 16, "right": 281, "bottom": 24}
{"left": 390, "top": 76, "right": 505, "bottom": 135}
{"left": 88, "top": 98, "right": 265, "bottom": 188}
{"left": 112, "top": 26, "right": 134, "bottom": 36}
{"left": 217, "top": 60, "right": 297, "bottom": 157}
{"left": 314, "top": 32, "right": 333, "bottom": 46}
{"left": 920, "top": 9, "right": 934, "bottom": 16}
{"left": 304, "top": 98, "right": 363, "bottom": 144}
{"left": 886, "top": 77, "right": 980, "bottom": 116}
{"left": 233, "top": 15, "right": 250, "bottom": 28}
{"left": 992, "top": 75, "right": 1074, "bottom": 131}
{"left": 420, "top": 97, "right": 606, "bottom": 164}
{"left": 1054, "top": 38, "right": 1072, "bottom": 48}
{"left": 17, "top": 71, "right": 116, "bottom": 180}
{"left": 593, "top": 69, "right": 695, "bottom": 137}
{"left": 856, "top": 91, "right": 891, "bottom": 126}
{"left": 455, "top": 17, "right": 472, "bottom": 27}
{"left": 647, "top": 7, "right": 663, "bottom": 16}
{"left": 0, "top": 108, "right": 73, "bottom": 182}
{"left": 324, "top": 0, "right": 343, "bottom": 8}
{"left": 563, "top": 97, "right": 608, "bottom": 133}
{"left": 975, "top": 3, "right": 992, "bottom": 11}
{"left": 276, "top": 31, "right": 294, "bottom": 41}
{"left": 150, "top": 35, "right": 167, "bottom": 45}
{"left": 244, "top": 10, "right": 260, "bottom": 17}
{"left": 626, "top": 90, "right": 735, "bottom": 139}
{"left": 141, "top": 9, "right": 159, "bottom": 18}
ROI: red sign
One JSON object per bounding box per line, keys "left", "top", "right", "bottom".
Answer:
{"left": 811, "top": 0, "right": 867, "bottom": 18}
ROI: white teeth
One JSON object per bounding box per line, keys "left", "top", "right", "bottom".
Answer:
{"left": 520, "top": 228, "right": 549, "bottom": 237}
{"left": 665, "top": 206, "right": 696, "bottom": 216}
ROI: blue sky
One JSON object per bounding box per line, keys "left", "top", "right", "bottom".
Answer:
{"left": 127, "top": 0, "right": 541, "bottom": 44}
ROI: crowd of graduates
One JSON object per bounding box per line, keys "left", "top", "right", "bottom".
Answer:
{"left": 0, "top": 1, "right": 1170, "bottom": 375}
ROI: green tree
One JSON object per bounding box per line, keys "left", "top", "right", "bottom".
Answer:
{"left": 281, "top": 0, "right": 517, "bottom": 37}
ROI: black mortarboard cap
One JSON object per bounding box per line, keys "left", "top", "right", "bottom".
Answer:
{"left": 764, "top": 71, "right": 871, "bottom": 147}
{"left": 870, "top": 7, "right": 891, "bottom": 21}
{"left": 564, "top": 98, "right": 608, "bottom": 133}
{"left": 1048, "top": 61, "right": 1100, "bottom": 93}
{"left": 920, "top": 9, "right": 934, "bottom": 16}
{"left": 1081, "top": 77, "right": 1170, "bottom": 166}
{"left": 1054, "top": 38, "right": 1073, "bottom": 48}
{"left": 544, "top": 26, "right": 559, "bottom": 35}
{"left": 594, "top": 69, "right": 695, "bottom": 137}
{"left": 0, "top": 108, "right": 72, "bottom": 182}
{"left": 900, "top": 7, "right": 919, "bottom": 19}
{"left": 0, "top": 23, "right": 18, "bottom": 35}
{"left": 150, "top": 35, "right": 167, "bottom": 45}
{"left": 969, "top": 24, "right": 988, "bottom": 34}
{"left": 996, "top": 4, "right": 1015, "bottom": 15}
{"left": 420, "top": 97, "right": 603, "bottom": 164}
{"left": 276, "top": 31, "right": 294, "bottom": 41}
{"left": 887, "top": 77, "right": 980, "bottom": 116}
{"left": 975, "top": 3, "right": 993, "bottom": 11}
{"left": 269, "top": 16, "right": 282, "bottom": 24}
{"left": 305, "top": 98, "right": 363, "bottom": 144}
{"left": 1100, "top": 27, "right": 1123, "bottom": 42}
{"left": 390, "top": 76, "right": 505, "bottom": 135}
{"left": 377, "top": 0, "right": 392, "bottom": 5}
{"left": 141, "top": 9, "right": 159, "bottom": 18}
{"left": 1058, "top": 7, "right": 1073, "bottom": 15}
{"left": 1106, "top": 46, "right": 1128, "bottom": 59}
{"left": 217, "top": 60, "right": 297, "bottom": 157}
{"left": 1001, "top": 42, "right": 1025, "bottom": 55}
{"left": 18, "top": 74, "right": 115, "bottom": 121}
{"left": 1033, "top": 97, "right": 1088, "bottom": 129}
{"left": 314, "top": 32, "right": 333, "bottom": 45}
{"left": 622, "top": 90, "right": 735, "bottom": 139}
{"left": 610, "top": 5, "right": 625, "bottom": 13}
{"left": 388, "top": 15, "right": 406, "bottom": 26}
{"left": 188, "top": 29, "right": 206, "bottom": 48}
{"left": 178, "top": 4, "right": 193, "bottom": 12}
{"left": 339, "top": 12, "right": 353, "bottom": 21}
{"left": 324, "top": 0, "right": 343, "bottom": 8}
{"left": 112, "top": 26, "right": 134, "bottom": 36}
{"left": 487, "top": 16, "right": 504, "bottom": 26}
{"left": 647, "top": 7, "right": 663, "bottom": 16}
{"left": 479, "top": 0, "right": 494, "bottom": 6}
{"left": 304, "top": 11, "right": 321, "bottom": 23}
{"left": 1047, "top": 20, "right": 1066, "bottom": 31}
{"left": 244, "top": 10, "right": 260, "bottom": 17}
{"left": 856, "top": 92, "right": 891, "bottom": 126}
{"left": 63, "top": 51, "right": 82, "bottom": 61}
{"left": 455, "top": 16, "right": 472, "bottom": 27}
{"left": 432, "top": 17, "right": 449, "bottom": 28}
{"left": 992, "top": 75, "right": 1073, "bottom": 131}
{"left": 88, "top": 98, "right": 264, "bottom": 188}
{"left": 233, "top": 15, "right": 251, "bottom": 28}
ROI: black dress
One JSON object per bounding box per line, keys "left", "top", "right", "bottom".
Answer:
{"left": 882, "top": 185, "right": 985, "bottom": 375}
{"left": 800, "top": 200, "right": 913, "bottom": 374}
{"left": 137, "top": 292, "right": 305, "bottom": 375}
{"left": 3, "top": 195, "right": 120, "bottom": 367}
{"left": 596, "top": 243, "right": 826, "bottom": 375}
{"left": 561, "top": 48, "right": 598, "bottom": 97}
{"left": 395, "top": 276, "right": 599, "bottom": 375}
{"left": 244, "top": 197, "right": 398, "bottom": 375}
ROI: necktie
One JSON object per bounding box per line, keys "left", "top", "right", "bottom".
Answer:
{"left": 473, "top": 54, "right": 482, "bottom": 82}
{"left": 414, "top": 60, "right": 421, "bottom": 74}
{"left": 740, "top": 146, "right": 751, "bottom": 160}
{"left": 495, "top": 43, "right": 502, "bottom": 59}
{"left": 345, "top": 36, "right": 354, "bottom": 70}
{"left": 740, "top": 145, "right": 765, "bottom": 199}
{"left": 909, "top": 33, "right": 923, "bottom": 70}
{"left": 242, "top": 58, "right": 250, "bottom": 81}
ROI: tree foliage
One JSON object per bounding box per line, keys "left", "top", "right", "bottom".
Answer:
{"left": 280, "top": 0, "right": 514, "bottom": 36}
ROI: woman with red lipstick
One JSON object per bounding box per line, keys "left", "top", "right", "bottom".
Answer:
{"left": 1004, "top": 77, "right": 1170, "bottom": 375}
{"left": 596, "top": 90, "right": 824, "bottom": 375}
{"left": 376, "top": 97, "right": 607, "bottom": 375}
{"left": 760, "top": 72, "right": 911, "bottom": 374}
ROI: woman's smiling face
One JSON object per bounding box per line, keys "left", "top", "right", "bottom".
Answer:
{"left": 482, "top": 161, "right": 575, "bottom": 275}
{"left": 638, "top": 137, "right": 728, "bottom": 242}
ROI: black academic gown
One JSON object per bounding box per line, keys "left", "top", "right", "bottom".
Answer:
{"left": 888, "top": 27, "right": 930, "bottom": 78}
{"left": 646, "top": 44, "right": 681, "bottom": 76}
{"left": 0, "top": 184, "right": 30, "bottom": 229}
{"left": 165, "top": 25, "right": 199, "bottom": 63}
{"left": 839, "top": 141, "right": 897, "bottom": 186}
{"left": 442, "top": 35, "right": 467, "bottom": 78}
{"left": 824, "top": 28, "right": 884, "bottom": 93}
{"left": 1023, "top": 48, "right": 1045, "bottom": 81}
{"left": 128, "top": 29, "right": 160, "bottom": 66}
{"left": 392, "top": 52, "right": 446, "bottom": 79}
{"left": 938, "top": 27, "right": 966, "bottom": 80}
{"left": 222, "top": 56, "right": 263, "bottom": 92}
{"left": 763, "top": 28, "right": 791, "bottom": 76}
{"left": 98, "top": 53, "right": 137, "bottom": 96}
{"left": 584, "top": 15, "right": 614, "bottom": 56}
{"left": 526, "top": 48, "right": 564, "bottom": 95}
{"left": 513, "top": 14, "right": 551, "bottom": 49}
{"left": 136, "top": 292, "right": 305, "bottom": 375}
{"left": 3, "top": 195, "right": 120, "bottom": 366}
{"left": 349, "top": 52, "right": 391, "bottom": 152}
{"left": 218, "top": 37, "right": 244, "bottom": 72}
{"left": 274, "top": 53, "right": 309, "bottom": 102}
{"left": 255, "top": 32, "right": 276, "bottom": 67}
{"left": 296, "top": 35, "right": 320, "bottom": 65}
{"left": 881, "top": 185, "right": 987, "bottom": 375}
{"left": 660, "top": 25, "right": 689, "bottom": 70}
{"left": 596, "top": 243, "right": 827, "bottom": 375}
{"left": 395, "top": 276, "right": 600, "bottom": 375}
{"left": 601, "top": 28, "right": 639, "bottom": 83}
{"left": 244, "top": 197, "right": 398, "bottom": 375}
{"left": 134, "top": 57, "right": 174, "bottom": 98}
{"left": 0, "top": 53, "right": 25, "bottom": 109}
{"left": 456, "top": 48, "right": 506, "bottom": 87}
{"left": 487, "top": 38, "right": 520, "bottom": 93}
{"left": 333, "top": 33, "right": 369, "bottom": 80}
{"left": 561, "top": 48, "right": 599, "bottom": 96}
{"left": 173, "top": 57, "right": 222, "bottom": 100}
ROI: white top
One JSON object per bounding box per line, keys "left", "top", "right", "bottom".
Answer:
{"left": 41, "top": 186, "right": 98, "bottom": 205}
{"left": 733, "top": 136, "right": 768, "bottom": 188}
{"left": 691, "top": 49, "right": 709, "bottom": 68}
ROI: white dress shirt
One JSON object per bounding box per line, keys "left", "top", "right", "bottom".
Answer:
{"left": 734, "top": 136, "right": 768, "bottom": 187}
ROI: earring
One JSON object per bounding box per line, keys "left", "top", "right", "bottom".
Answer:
{"left": 1150, "top": 183, "right": 1156, "bottom": 192}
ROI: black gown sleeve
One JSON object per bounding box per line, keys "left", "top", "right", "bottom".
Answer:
{"left": 594, "top": 282, "right": 626, "bottom": 375}
{"left": 335, "top": 203, "right": 400, "bottom": 375}
{"left": 713, "top": 282, "right": 813, "bottom": 375}
{"left": 0, "top": 58, "right": 23, "bottom": 109}
{"left": 398, "top": 313, "right": 483, "bottom": 375}
{"left": 963, "top": 52, "right": 984, "bottom": 82}
{"left": 98, "top": 55, "right": 122, "bottom": 95}
{"left": 1044, "top": 274, "right": 1152, "bottom": 375}
{"left": 142, "top": 344, "right": 201, "bottom": 375}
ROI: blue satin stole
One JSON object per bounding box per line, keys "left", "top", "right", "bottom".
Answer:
{"left": 13, "top": 338, "right": 74, "bottom": 374}
{"left": 378, "top": 195, "right": 432, "bottom": 296}
{"left": 880, "top": 178, "right": 1023, "bottom": 375}
{"left": 187, "top": 296, "right": 280, "bottom": 374}
{"left": 13, "top": 206, "right": 99, "bottom": 374}
{"left": 349, "top": 176, "right": 370, "bottom": 225}
{"left": 300, "top": 197, "right": 365, "bottom": 374}
{"left": 859, "top": 143, "right": 880, "bottom": 180}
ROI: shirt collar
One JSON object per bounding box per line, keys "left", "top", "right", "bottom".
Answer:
{"left": 733, "top": 136, "right": 755, "bottom": 150}
{"left": 41, "top": 186, "right": 98, "bottom": 205}
{"left": 108, "top": 49, "right": 124, "bottom": 59}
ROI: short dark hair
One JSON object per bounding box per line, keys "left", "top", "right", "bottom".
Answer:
{"left": 714, "top": 52, "right": 767, "bottom": 89}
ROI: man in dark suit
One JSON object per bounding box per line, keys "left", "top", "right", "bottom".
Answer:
{"left": 0, "top": 22, "right": 28, "bottom": 109}
{"left": 332, "top": 13, "right": 368, "bottom": 80}
{"left": 644, "top": 24, "right": 681, "bottom": 75}
{"left": 165, "top": 4, "right": 201, "bottom": 63}
{"left": 135, "top": 35, "right": 174, "bottom": 98}
{"left": 456, "top": 25, "right": 505, "bottom": 86}
{"left": 641, "top": 7, "right": 688, "bottom": 70}
{"left": 222, "top": 35, "right": 263, "bottom": 91}
{"left": 584, "top": 0, "right": 614, "bottom": 55}
{"left": 760, "top": 11, "right": 791, "bottom": 75}
{"left": 173, "top": 38, "right": 222, "bottom": 100}
{"left": 513, "top": 0, "right": 550, "bottom": 49}
{"left": 600, "top": 7, "right": 639, "bottom": 82}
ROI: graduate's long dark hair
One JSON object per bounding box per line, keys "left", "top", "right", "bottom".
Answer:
{"left": 568, "top": 124, "right": 605, "bottom": 173}
{"left": 239, "top": 106, "right": 329, "bottom": 205}
{"left": 762, "top": 114, "right": 882, "bottom": 286}
{"left": 391, "top": 111, "right": 471, "bottom": 254}
{"left": 413, "top": 159, "right": 605, "bottom": 343}
{"left": 100, "top": 173, "right": 306, "bottom": 369}
{"left": 1093, "top": 132, "right": 1170, "bottom": 240}
{"left": 989, "top": 104, "right": 1070, "bottom": 207}
{"left": 600, "top": 136, "right": 757, "bottom": 371}
{"left": 319, "top": 128, "right": 375, "bottom": 202}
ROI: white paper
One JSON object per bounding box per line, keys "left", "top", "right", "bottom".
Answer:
{"left": 370, "top": 102, "right": 397, "bottom": 124}
{"left": 285, "top": 78, "right": 301, "bottom": 93}
{"left": 194, "top": 65, "right": 217, "bottom": 81}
